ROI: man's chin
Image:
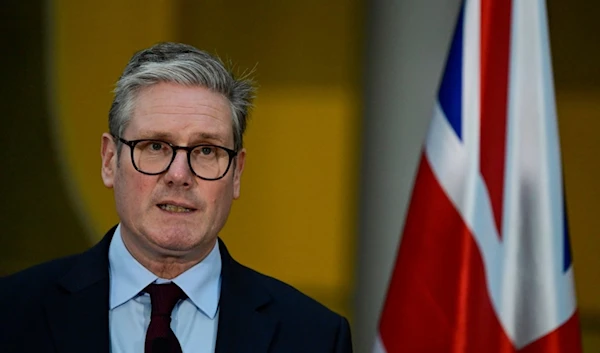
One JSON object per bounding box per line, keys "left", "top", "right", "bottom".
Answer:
{"left": 149, "top": 232, "right": 213, "bottom": 256}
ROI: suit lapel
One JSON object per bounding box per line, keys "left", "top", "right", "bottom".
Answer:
{"left": 215, "top": 239, "right": 278, "bottom": 353}
{"left": 44, "top": 228, "right": 115, "bottom": 353}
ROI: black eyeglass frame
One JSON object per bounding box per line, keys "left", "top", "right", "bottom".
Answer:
{"left": 117, "top": 136, "right": 238, "bottom": 181}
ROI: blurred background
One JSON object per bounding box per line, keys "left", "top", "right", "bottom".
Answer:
{"left": 0, "top": 0, "right": 598, "bottom": 351}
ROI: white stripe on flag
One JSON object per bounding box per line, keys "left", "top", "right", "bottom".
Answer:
{"left": 372, "top": 334, "right": 387, "bottom": 353}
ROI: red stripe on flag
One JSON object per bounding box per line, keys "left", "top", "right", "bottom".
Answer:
{"left": 520, "top": 312, "right": 582, "bottom": 353}
{"left": 378, "top": 156, "right": 513, "bottom": 352}
{"left": 479, "top": 0, "right": 512, "bottom": 239}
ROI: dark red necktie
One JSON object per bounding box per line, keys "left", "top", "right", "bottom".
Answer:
{"left": 144, "top": 283, "right": 187, "bottom": 353}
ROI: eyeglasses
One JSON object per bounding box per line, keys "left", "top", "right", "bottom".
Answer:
{"left": 117, "top": 137, "right": 238, "bottom": 181}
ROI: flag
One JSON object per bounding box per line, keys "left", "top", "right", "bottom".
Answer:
{"left": 373, "top": 0, "right": 582, "bottom": 352}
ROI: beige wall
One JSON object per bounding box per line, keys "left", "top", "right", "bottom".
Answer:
{"left": 550, "top": 1, "right": 600, "bottom": 349}
{"left": 557, "top": 90, "right": 600, "bottom": 350}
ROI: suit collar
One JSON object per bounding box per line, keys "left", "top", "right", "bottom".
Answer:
{"left": 215, "top": 238, "right": 278, "bottom": 353}
{"left": 45, "top": 225, "right": 116, "bottom": 353}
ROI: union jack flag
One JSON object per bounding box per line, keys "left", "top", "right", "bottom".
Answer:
{"left": 373, "top": 0, "right": 582, "bottom": 352}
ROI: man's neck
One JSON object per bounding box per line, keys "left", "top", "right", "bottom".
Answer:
{"left": 120, "top": 232, "right": 215, "bottom": 279}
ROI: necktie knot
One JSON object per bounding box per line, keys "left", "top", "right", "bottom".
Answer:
{"left": 145, "top": 283, "right": 187, "bottom": 317}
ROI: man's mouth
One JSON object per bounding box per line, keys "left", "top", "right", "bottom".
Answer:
{"left": 158, "top": 204, "right": 195, "bottom": 213}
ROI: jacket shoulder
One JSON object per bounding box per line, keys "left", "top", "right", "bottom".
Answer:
{"left": 0, "top": 254, "right": 80, "bottom": 302}
{"left": 240, "top": 264, "right": 346, "bottom": 324}
{"left": 1, "top": 226, "right": 114, "bottom": 302}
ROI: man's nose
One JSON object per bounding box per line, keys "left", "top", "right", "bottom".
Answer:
{"left": 164, "top": 150, "right": 194, "bottom": 185}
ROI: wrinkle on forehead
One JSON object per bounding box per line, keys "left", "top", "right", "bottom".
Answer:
{"left": 126, "top": 83, "right": 234, "bottom": 146}
{"left": 135, "top": 83, "right": 231, "bottom": 119}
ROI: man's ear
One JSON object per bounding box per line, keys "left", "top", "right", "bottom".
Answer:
{"left": 101, "top": 133, "right": 118, "bottom": 188}
{"left": 232, "top": 148, "right": 246, "bottom": 199}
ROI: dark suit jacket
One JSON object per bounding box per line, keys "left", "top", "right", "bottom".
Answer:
{"left": 0, "top": 226, "right": 352, "bottom": 352}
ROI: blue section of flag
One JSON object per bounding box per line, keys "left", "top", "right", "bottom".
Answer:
{"left": 438, "top": 3, "right": 465, "bottom": 140}
{"left": 563, "top": 187, "right": 572, "bottom": 272}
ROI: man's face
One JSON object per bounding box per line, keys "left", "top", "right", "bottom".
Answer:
{"left": 100, "top": 82, "right": 245, "bottom": 259}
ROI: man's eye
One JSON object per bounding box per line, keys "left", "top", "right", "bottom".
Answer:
{"left": 150, "top": 143, "right": 163, "bottom": 151}
{"left": 200, "top": 147, "right": 214, "bottom": 155}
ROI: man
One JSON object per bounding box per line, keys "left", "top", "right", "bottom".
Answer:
{"left": 0, "top": 42, "right": 352, "bottom": 353}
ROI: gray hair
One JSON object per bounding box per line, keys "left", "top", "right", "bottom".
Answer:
{"left": 108, "top": 42, "right": 255, "bottom": 151}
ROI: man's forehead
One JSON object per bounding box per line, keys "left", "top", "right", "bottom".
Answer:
{"left": 131, "top": 84, "right": 232, "bottom": 119}
{"left": 135, "top": 82, "right": 229, "bottom": 106}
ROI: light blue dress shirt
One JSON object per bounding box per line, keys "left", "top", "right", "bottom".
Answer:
{"left": 108, "top": 224, "right": 221, "bottom": 353}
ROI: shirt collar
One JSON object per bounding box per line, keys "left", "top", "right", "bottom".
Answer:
{"left": 108, "top": 224, "right": 221, "bottom": 319}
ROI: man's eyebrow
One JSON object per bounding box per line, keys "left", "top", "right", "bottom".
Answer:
{"left": 136, "top": 131, "right": 227, "bottom": 143}
{"left": 190, "top": 132, "right": 226, "bottom": 143}
{"left": 136, "top": 131, "right": 174, "bottom": 140}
